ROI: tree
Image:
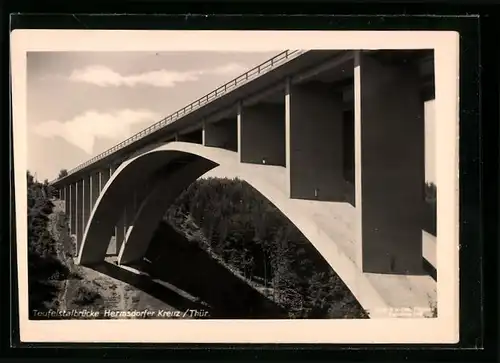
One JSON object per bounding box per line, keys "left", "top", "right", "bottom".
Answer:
{"left": 58, "top": 169, "right": 68, "bottom": 179}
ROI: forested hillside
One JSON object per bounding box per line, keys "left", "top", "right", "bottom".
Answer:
{"left": 424, "top": 182, "right": 437, "bottom": 235}
{"left": 164, "top": 177, "right": 368, "bottom": 319}
{"left": 27, "top": 169, "right": 435, "bottom": 319}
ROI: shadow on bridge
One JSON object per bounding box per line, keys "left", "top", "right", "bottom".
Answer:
{"left": 92, "top": 221, "right": 288, "bottom": 319}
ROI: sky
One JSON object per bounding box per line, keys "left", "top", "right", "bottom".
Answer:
{"left": 27, "top": 51, "right": 278, "bottom": 181}
{"left": 27, "top": 51, "right": 436, "bottom": 184}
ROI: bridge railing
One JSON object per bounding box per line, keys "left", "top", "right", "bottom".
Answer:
{"left": 52, "top": 49, "right": 305, "bottom": 184}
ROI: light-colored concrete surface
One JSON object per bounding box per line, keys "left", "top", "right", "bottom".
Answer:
{"left": 107, "top": 236, "right": 117, "bottom": 255}
{"left": 79, "top": 142, "right": 436, "bottom": 318}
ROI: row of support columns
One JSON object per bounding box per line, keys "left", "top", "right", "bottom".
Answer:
{"left": 58, "top": 50, "right": 430, "bottom": 276}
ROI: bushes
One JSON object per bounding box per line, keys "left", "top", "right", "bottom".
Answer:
{"left": 165, "top": 177, "right": 368, "bottom": 319}
{"left": 73, "top": 285, "right": 102, "bottom": 306}
{"left": 424, "top": 182, "right": 437, "bottom": 236}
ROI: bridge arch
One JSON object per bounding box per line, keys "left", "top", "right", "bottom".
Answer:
{"left": 78, "top": 141, "right": 400, "bottom": 317}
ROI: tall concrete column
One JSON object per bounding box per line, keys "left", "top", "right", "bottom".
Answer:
{"left": 90, "top": 172, "right": 100, "bottom": 209}
{"left": 110, "top": 164, "right": 118, "bottom": 176}
{"left": 75, "top": 179, "right": 84, "bottom": 253}
{"left": 239, "top": 103, "right": 286, "bottom": 166}
{"left": 354, "top": 51, "right": 425, "bottom": 275}
{"left": 203, "top": 118, "right": 238, "bottom": 151}
{"left": 115, "top": 211, "right": 126, "bottom": 255}
{"left": 70, "top": 183, "right": 76, "bottom": 235}
{"left": 101, "top": 168, "right": 111, "bottom": 190}
{"left": 286, "top": 79, "right": 345, "bottom": 201}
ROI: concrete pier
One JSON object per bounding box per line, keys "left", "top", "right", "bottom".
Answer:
{"left": 286, "top": 80, "right": 346, "bottom": 201}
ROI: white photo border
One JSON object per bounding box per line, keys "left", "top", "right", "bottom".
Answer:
{"left": 11, "top": 30, "right": 460, "bottom": 344}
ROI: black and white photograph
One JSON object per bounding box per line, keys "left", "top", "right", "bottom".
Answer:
{"left": 11, "top": 30, "right": 459, "bottom": 344}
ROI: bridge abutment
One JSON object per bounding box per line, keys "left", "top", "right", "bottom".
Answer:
{"left": 354, "top": 51, "right": 425, "bottom": 275}
{"left": 238, "top": 103, "right": 286, "bottom": 166}
{"left": 286, "top": 79, "right": 346, "bottom": 201}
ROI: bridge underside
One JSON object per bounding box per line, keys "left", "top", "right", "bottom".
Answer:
{"left": 57, "top": 50, "right": 437, "bottom": 317}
